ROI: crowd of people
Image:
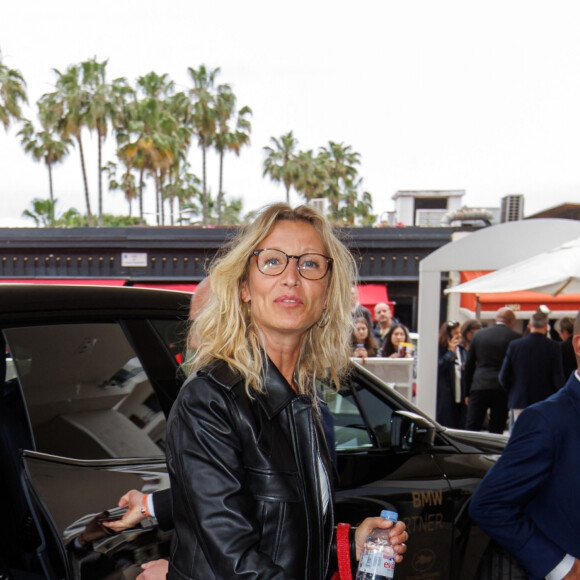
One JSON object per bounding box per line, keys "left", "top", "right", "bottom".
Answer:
{"left": 432, "top": 305, "right": 573, "bottom": 433}
{"left": 350, "top": 286, "right": 574, "bottom": 437}
{"left": 350, "top": 282, "right": 573, "bottom": 436}
{"left": 350, "top": 288, "right": 414, "bottom": 362}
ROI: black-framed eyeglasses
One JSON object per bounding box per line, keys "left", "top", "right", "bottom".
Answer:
{"left": 252, "top": 249, "right": 333, "bottom": 280}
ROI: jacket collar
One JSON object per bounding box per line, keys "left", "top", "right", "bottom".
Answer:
{"left": 256, "top": 357, "right": 300, "bottom": 420}
{"left": 201, "top": 356, "right": 299, "bottom": 420}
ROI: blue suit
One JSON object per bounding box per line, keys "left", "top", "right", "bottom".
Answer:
{"left": 469, "top": 373, "right": 580, "bottom": 579}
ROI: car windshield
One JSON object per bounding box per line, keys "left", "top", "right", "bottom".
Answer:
{"left": 320, "top": 379, "right": 395, "bottom": 451}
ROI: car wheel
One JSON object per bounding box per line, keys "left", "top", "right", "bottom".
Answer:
{"left": 475, "top": 541, "right": 527, "bottom": 580}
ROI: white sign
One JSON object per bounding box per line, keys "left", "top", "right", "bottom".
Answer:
{"left": 122, "top": 252, "right": 148, "bottom": 267}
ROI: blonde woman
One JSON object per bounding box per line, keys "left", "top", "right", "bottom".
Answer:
{"left": 167, "top": 204, "right": 407, "bottom": 579}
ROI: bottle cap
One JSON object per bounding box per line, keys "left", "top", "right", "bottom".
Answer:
{"left": 380, "top": 509, "right": 398, "bottom": 522}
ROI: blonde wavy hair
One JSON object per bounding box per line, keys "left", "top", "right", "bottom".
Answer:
{"left": 187, "top": 203, "right": 357, "bottom": 397}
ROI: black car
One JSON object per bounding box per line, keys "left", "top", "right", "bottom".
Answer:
{"left": 0, "top": 284, "right": 522, "bottom": 580}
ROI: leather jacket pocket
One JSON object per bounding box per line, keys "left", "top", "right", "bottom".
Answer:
{"left": 246, "top": 467, "right": 302, "bottom": 502}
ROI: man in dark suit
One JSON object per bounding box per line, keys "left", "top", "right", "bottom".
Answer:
{"left": 464, "top": 307, "right": 519, "bottom": 433}
{"left": 469, "top": 309, "right": 580, "bottom": 580}
{"left": 500, "top": 307, "right": 565, "bottom": 427}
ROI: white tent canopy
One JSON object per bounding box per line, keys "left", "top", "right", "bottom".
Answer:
{"left": 444, "top": 236, "right": 580, "bottom": 296}
{"left": 416, "top": 218, "right": 580, "bottom": 418}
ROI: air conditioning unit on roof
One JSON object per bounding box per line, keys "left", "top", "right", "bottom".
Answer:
{"left": 501, "top": 194, "right": 524, "bottom": 222}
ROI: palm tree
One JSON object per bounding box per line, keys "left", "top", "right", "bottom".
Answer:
{"left": 318, "top": 141, "right": 361, "bottom": 222}
{"left": 293, "top": 149, "right": 328, "bottom": 203}
{"left": 187, "top": 65, "right": 220, "bottom": 226}
{"left": 214, "top": 85, "right": 252, "bottom": 224}
{"left": 262, "top": 131, "right": 299, "bottom": 203}
{"left": 81, "top": 58, "right": 115, "bottom": 227}
{"left": 337, "top": 181, "right": 375, "bottom": 226}
{"left": 22, "top": 198, "right": 58, "bottom": 227}
{"left": 161, "top": 92, "right": 193, "bottom": 225}
{"left": 18, "top": 119, "right": 71, "bottom": 203}
{"left": 48, "top": 64, "right": 94, "bottom": 225}
{"left": 169, "top": 165, "right": 202, "bottom": 225}
{"left": 0, "top": 51, "right": 27, "bottom": 131}
{"left": 118, "top": 72, "right": 177, "bottom": 224}
{"left": 180, "top": 189, "right": 243, "bottom": 225}
{"left": 104, "top": 160, "right": 137, "bottom": 216}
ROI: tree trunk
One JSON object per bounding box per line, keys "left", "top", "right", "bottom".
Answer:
{"left": 155, "top": 172, "right": 160, "bottom": 226}
{"left": 202, "top": 141, "right": 208, "bottom": 226}
{"left": 47, "top": 161, "right": 54, "bottom": 204}
{"left": 77, "top": 133, "right": 94, "bottom": 226}
{"left": 97, "top": 134, "right": 103, "bottom": 227}
{"left": 218, "top": 150, "right": 224, "bottom": 225}
{"left": 139, "top": 167, "right": 145, "bottom": 225}
{"left": 168, "top": 174, "right": 175, "bottom": 226}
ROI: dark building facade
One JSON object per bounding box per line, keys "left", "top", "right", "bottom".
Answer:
{"left": 0, "top": 225, "right": 460, "bottom": 329}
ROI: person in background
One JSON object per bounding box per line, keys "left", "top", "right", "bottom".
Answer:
{"left": 166, "top": 203, "right": 407, "bottom": 579}
{"left": 350, "top": 282, "right": 373, "bottom": 328}
{"left": 460, "top": 319, "right": 483, "bottom": 352}
{"left": 380, "top": 323, "right": 413, "bottom": 358}
{"left": 464, "top": 307, "right": 519, "bottom": 434}
{"left": 499, "top": 306, "right": 565, "bottom": 429}
{"left": 469, "top": 308, "right": 580, "bottom": 580}
{"left": 372, "top": 302, "right": 393, "bottom": 345}
{"left": 556, "top": 316, "right": 576, "bottom": 379}
{"left": 436, "top": 320, "right": 463, "bottom": 428}
{"left": 458, "top": 319, "right": 482, "bottom": 427}
{"left": 352, "top": 316, "right": 379, "bottom": 358}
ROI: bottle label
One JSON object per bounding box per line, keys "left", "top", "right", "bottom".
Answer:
{"left": 357, "top": 547, "right": 395, "bottom": 579}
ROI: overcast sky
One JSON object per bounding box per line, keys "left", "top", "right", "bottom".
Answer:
{"left": 1, "top": 0, "right": 579, "bottom": 227}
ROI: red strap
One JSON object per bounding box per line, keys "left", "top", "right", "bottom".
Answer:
{"left": 141, "top": 493, "right": 150, "bottom": 518}
{"left": 336, "top": 522, "right": 352, "bottom": 580}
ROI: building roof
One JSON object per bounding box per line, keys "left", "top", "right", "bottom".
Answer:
{"left": 526, "top": 203, "right": 580, "bottom": 220}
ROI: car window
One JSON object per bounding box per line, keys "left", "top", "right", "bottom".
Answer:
{"left": 3, "top": 323, "right": 167, "bottom": 460}
{"left": 320, "top": 379, "right": 395, "bottom": 451}
{"left": 150, "top": 318, "right": 190, "bottom": 365}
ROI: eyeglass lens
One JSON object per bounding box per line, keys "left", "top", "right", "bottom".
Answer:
{"left": 254, "top": 249, "right": 331, "bottom": 280}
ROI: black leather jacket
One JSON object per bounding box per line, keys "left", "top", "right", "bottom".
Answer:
{"left": 166, "top": 358, "right": 336, "bottom": 580}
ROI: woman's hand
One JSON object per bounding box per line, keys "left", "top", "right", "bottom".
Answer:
{"left": 353, "top": 346, "right": 368, "bottom": 358}
{"left": 354, "top": 517, "right": 408, "bottom": 562}
{"left": 448, "top": 335, "right": 462, "bottom": 355}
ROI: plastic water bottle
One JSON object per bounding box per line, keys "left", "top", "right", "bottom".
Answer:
{"left": 355, "top": 510, "right": 398, "bottom": 580}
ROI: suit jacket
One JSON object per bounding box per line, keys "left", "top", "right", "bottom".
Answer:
{"left": 469, "top": 373, "right": 580, "bottom": 579}
{"left": 499, "top": 333, "right": 565, "bottom": 409}
{"left": 464, "top": 323, "right": 520, "bottom": 396}
{"left": 152, "top": 488, "right": 173, "bottom": 531}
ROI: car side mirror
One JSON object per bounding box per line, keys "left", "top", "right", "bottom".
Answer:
{"left": 391, "top": 410, "right": 435, "bottom": 453}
